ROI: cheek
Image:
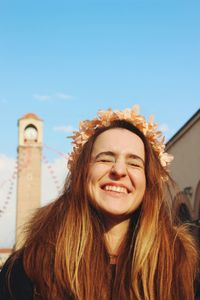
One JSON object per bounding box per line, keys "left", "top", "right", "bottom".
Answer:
{"left": 87, "top": 167, "right": 98, "bottom": 196}
{"left": 87, "top": 165, "right": 108, "bottom": 200}
{"left": 88, "top": 164, "right": 109, "bottom": 183}
{"left": 141, "top": 175, "right": 146, "bottom": 192}
{"left": 141, "top": 172, "right": 146, "bottom": 187}
{"left": 130, "top": 170, "right": 146, "bottom": 190}
{"left": 88, "top": 167, "right": 97, "bottom": 186}
{"left": 87, "top": 171, "right": 99, "bottom": 208}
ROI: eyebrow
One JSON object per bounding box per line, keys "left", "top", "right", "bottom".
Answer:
{"left": 94, "top": 151, "right": 145, "bottom": 165}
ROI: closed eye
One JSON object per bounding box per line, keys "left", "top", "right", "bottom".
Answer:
{"left": 97, "top": 158, "right": 114, "bottom": 163}
{"left": 132, "top": 165, "right": 143, "bottom": 169}
{"left": 127, "top": 160, "right": 144, "bottom": 168}
{"left": 95, "top": 152, "right": 115, "bottom": 163}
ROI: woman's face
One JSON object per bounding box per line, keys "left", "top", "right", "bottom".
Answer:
{"left": 88, "top": 128, "right": 146, "bottom": 218}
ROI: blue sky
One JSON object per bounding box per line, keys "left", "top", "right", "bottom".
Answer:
{"left": 1, "top": 0, "right": 200, "bottom": 158}
{"left": 0, "top": 0, "right": 200, "bottom": 246}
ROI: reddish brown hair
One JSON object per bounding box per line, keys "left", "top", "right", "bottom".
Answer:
{"left": 8, "top": 120, "right": 199, "bottom": 299}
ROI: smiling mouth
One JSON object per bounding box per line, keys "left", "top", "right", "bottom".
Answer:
{"left": 103, "top": 185, "right": 128, "bottom": 194}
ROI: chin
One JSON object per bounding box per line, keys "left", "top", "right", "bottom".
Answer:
{"left": 99, "top": 206, "right": 133, "bottom": 219}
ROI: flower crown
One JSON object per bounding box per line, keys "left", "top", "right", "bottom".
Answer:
{"left": 68, "top": 105, "right": 173, "bottom": 170}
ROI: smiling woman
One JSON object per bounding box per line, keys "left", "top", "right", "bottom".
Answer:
{"left": 0, "top": 106, "right": 199, "bottom": 300}
{"left": 88, "top": 128, "right": 146, "bottom": 219}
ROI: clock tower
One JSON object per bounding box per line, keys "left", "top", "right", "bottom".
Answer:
{"left": 16, "top": 113, "right": 43, "bottom": 248}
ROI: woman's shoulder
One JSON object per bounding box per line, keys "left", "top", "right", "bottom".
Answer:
{"left": 0, "top": 253, "right": 33, "bottom": 300}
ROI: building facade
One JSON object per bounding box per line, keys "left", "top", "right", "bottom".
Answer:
{"left": 166, "top": 109, "right": 200, "bottom": 242}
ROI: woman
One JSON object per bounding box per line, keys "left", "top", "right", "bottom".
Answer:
{"left": 0, "top": 105, "right": 199, "bottom": 299}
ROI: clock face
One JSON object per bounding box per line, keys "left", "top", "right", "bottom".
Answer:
{"left": 24, "top": 126, "right": 38, "bottom": 140}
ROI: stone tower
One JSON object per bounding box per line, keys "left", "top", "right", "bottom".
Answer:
{"left": 16, "top": 113, "right": 43, "bottom": 248}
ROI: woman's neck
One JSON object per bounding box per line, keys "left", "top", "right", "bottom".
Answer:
{"left": 104, "top": 218, "right": 130, "bottom": 257}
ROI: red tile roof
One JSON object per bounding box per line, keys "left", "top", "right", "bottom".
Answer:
{"left": 20, "top": 113, "right": 41, "bottom": 120}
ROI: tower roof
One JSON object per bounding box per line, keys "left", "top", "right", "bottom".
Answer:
{"left": 20, "top": 113, "right": 42, "bottom": 120}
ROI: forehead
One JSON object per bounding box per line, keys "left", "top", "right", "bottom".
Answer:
{"left": 92, "top": 128, "right": 145, "bottom": 158}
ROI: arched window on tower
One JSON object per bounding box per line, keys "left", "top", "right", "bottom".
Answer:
{"left": 24, "top": 124, "right": 38, "bottom": 143}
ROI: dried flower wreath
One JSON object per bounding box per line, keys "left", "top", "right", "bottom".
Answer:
{"left": 68, "top": 105, "right": 173, "bottom": 170}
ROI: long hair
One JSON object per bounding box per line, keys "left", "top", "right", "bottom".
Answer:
{"left": 9, "top": 120, "right": 198, "bottom": 299}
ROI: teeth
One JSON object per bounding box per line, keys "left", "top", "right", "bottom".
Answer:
{"left": 104, "top": 185, "right": 127, "bottom": 194}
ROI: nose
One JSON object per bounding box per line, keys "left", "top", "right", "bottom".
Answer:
{"left": 110, "top": 160, "right": 127, "bottom": 178}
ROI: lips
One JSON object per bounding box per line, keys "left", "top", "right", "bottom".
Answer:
{"left": 101, "top": 183, "right": 130, "bottom": 194}
{"left": 104, "top": 185, "right": 128, "bottom": 194}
